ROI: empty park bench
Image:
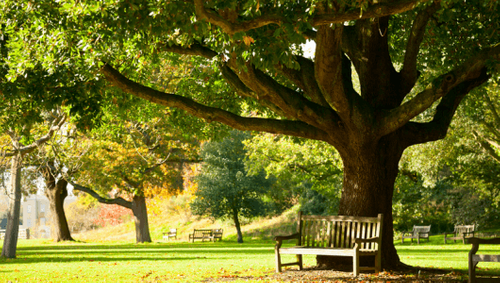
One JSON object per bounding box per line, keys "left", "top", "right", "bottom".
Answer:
{"left": 468, "top": 237, "right": 500, "bottom": 283}
{"left": 162, "top": 228, "right": 177, "bottom": 240}
{"left": 445, "top": 224, "right": 475, "bottom": 244}
{"left": 0, "top": 228, "right": 30, "bottom": 240}
{"left": 401, "top": 225, "right": 431, "bottom": 244}
{"left": 189, "top": 229, "right": 223, "bottom": 242}
{"left": 274, "top": 212, "right": 383, "bottom": 276}
{"left": 212, "top": 229, "right": 223, "bottom": 242}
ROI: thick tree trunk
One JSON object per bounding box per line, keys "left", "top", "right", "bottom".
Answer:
{"left": 232, "top": 208, "right": 243, "bottom": 243}
{"left": 1, "top": 153, "right": 22, "bottom": 259}
{"left": 44, "top": 178, "right": 74, "bottom": 242}
{"left": 131, "top": 195, "right": 151, "bottom": 243}
{"left": 317, "top": 134, "right": 405, "bottom": 270}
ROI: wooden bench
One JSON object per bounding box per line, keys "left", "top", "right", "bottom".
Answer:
{"left": 212, "top": 229, "right": 223, "bottom": 242}
{"left": 189, "top": 229, "right": 222, "bottom": 242}
{"left": 401, "top": 225, "right": 431, "bottom": 244}
{"left": 162, "top": 228, "right": 177, "bottom": 240}
{"left": 445, "top": 224, "right": 475, "bottom": 244}
{"left": 0, "top": 228, "right": 30, "bottom": 240}
{"left": 274, "top": 212, "right": 383, "bottom": 276}
{"left": 468, "top": 237, "right": 500, "bottom": 283}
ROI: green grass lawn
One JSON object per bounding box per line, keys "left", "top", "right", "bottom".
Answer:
{"left": 1, "top": 236, "right": 500, "bottom": 282}
{"left": 396, "top": 235, "right": 500, "bottom": 277}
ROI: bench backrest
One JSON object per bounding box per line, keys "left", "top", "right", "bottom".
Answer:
{"left": 297, "top": 212, "right": 383, "bottom": 251}
{"left": 213, "top": 229, "right": 223, "bottom": 238}
{"left": 455, "top": 224, "right": 474, "bottom": 234}
{"left": 193, "top": 229, "right": 213, "bottom": 236}
{"left": 412, "top": 225, "right": 431, "bottom": 237}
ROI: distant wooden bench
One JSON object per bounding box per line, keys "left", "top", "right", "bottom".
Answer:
{"left": 445, "top": 225, "right": 475, "bottom": 244}
{"left": 189, "top": 229, "right": 223, "bottom": 242}
{"left": 0, "top": 228, "right": 30, "bottom": 240}
{"left": 401, "top": 225, "right": 431, "bottom": 244}
{"left": 468, "top": 237, "right": 500, "bottom": 283}
{"left": 274, "top": 212, "right": 383, "bottom": 276}
{"left": 212, "top": 229, "right": 223, "bottom": 242}
{"left": 162, "top": 228, "right": 177, "bottom": 240}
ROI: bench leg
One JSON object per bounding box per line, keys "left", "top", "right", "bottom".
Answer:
{"left": 275, "top": 249, "right": 282, "bottom": 273}
{"left": 353, "top": 253, "right": 360, "bottom": 277}
{"left": 468, "top": 259, "right": 476, "bottom": 283}
{"left": 297, "top": 254, "right": 303, "bottom": 270}
{"left": 375, "top": 251, "right": 381, "bottom": 273}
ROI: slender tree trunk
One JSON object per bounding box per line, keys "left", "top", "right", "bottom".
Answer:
{"left": 317, "top": 134, "right": 405, "bottom": 270}
{"left": 232, "top": 208, "right": 243, "bottom": 243}
{"left": 1, "top": 153, "right": 22, "bottom": 258}
{"left": 131, "top": 195, "right": 151, "bottom": 243}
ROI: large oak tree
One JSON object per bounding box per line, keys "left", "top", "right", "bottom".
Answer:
{"left": 1, "top": 0, "right": 500, "bottom": 268}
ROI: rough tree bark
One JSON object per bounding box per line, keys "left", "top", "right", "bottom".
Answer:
{"left": 41, "top": 164, "right": 74, "bottom": 242}
{"left": 1, "top": 152, "right": 22, "bottom": 258}
{"left": 131, "top": 195, "right": 151, "bottom": 243}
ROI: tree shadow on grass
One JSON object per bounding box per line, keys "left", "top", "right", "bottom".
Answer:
{"left": 0, "top": 241, "right": 275, "bottom": 265}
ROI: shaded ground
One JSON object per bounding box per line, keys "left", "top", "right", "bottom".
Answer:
{"left": 203, "top": 268, "right": 468, "bottom": 282}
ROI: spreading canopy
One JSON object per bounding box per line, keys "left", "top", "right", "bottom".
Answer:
{"left": 2, "top": 0, "right": 500, "bottom": 267}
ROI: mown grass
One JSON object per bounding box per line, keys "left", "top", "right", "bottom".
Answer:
{"left": 396, "top": 234, "right": 500, "bottom": 277}
{"left": 1, "top": 235, "right": 500, "bottom": 282}
{"left": 0, "top": 239, "right": 285, "bottom": 283}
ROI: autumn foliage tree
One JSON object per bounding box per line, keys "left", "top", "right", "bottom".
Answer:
{"left": 1, "top": 0, "right": 500, "bottom": 268}
{"left": 65, "top": 106, "right": 200, "bottom": 243}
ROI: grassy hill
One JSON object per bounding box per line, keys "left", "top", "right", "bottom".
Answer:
{"left": 73, "top": 200, "right": 300, "bottom": 243}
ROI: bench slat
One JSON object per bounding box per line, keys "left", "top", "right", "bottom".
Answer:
{"left": 302, "top": 215, "right": 381, "bottom": 222}
{"left": 280, "top": 247, "right": 355, "bottom": 256}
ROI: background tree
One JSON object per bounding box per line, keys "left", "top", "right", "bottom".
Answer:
{"left": 64, "top": 104, "right": 200, "bottom": 243}
{"left": 245, "top": 133, "right": 343, "bottom": 214}
{"left": 0, "top": 112, "right": 66, "bottom": 258}
{"left": 2, "top": 0, "right": 500, "bottom": 267}
{"left": 191, "top": 130, "right": 275, "bottom": 243}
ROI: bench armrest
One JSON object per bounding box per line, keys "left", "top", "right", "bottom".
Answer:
{"left": 275, "top": 233, "right": 300, "bottom": 249}
{"left": 275, "top": 233, "right": 300, "bottom": 242}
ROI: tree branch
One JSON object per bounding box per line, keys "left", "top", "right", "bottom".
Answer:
{"left": 101, "top": 64, "right": 332, "bottom": 142}
{"left": 401, "top": 68, "right": 490, "bottom": 146}
{"left": 484, "top": 92, "right": 500, "bottom": 127}
{"left": 70, "top": 182, "right": 133, "bottom": 209}
{"left": 311, "top": 0, "right": 427, "bottom": 26}
{"left": 193, "top": 0, "right": 282, "bottom": 35}
{"left": 2, "top": 113, "right": 66, "bottom": 157}
{"left": 277, "top": 56, "right": 329, "bottom": 107}
{"left": 160, "top": 43, "right": 218, "bottom": 59}
{"left": 400, "top": 1, "right": 441, "bottom": 93}
{"left": 473, "top": 131, "right": 500, "bottom": 163}
{"left": 315, "top": 25, "right": 348, "bottom": 114}
{"left": 229, "top": 60, "right": 341, "bottom": 131}
{"left": 378, "top": 44, "right": 500, "bottom": 137}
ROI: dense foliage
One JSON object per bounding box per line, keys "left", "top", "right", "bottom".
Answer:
{"left": 191, "top": 131, "right": 275, "bottom": 243}
{"left": 1, "top": 0, "right": 500, "bottom": 267}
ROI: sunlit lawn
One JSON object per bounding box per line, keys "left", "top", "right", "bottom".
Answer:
{"left": 1, "top": 236, "right": 500, "bottom": 282}
{"left": 396, "top": 235, "right": 500, "bottom": 278}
